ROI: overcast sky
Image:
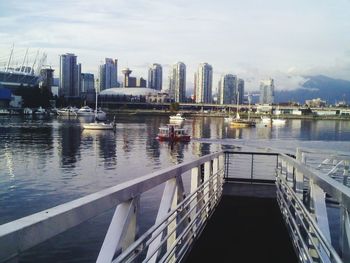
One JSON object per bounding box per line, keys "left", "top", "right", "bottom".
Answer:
{"left": 0, "top": 0, "right": 349, "bottom": 93}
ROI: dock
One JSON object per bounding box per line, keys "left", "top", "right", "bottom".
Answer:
{"left": 0, "top": 149, "right": 350, "bottom": 263}
{"left": 185, "top": 183, "right": 297, "bottom": 263}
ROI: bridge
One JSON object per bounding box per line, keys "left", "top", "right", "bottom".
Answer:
{"left": 1, "top": 148, "right": 350, "bottom": 262}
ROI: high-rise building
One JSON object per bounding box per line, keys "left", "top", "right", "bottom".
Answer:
{"left": 169, "top": 62, "right": 186, "bottom": 102}
{"left": 195, "top": 63, "right": 213, "bottom": 103}
{"left": 99, "top": 58, "right": 118, "bottom": 91}
{"left": 81, "top": 73, "right": 95, "bottom": 93}
{"left": 218, "top": 74, "right": 237, "bottom": 105}
{"left": 238, "top": 79, "right": 244, "bottom": 104}
{"left": 59, "top": 53, "right": 81, "bottom": 98}
{"left": 148, "top": 63, "right": 162, "bottom": 90}
{"left": 259, "top": 78, "right": 274, "bottom": 104}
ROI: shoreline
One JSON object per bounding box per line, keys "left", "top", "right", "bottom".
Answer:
{"left": 105, "top": 109, "right": 350, "bottom": 121}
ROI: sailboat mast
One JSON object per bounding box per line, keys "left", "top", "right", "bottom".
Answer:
{"left": 236, "top": 91, "right": 239, "bottom": 119}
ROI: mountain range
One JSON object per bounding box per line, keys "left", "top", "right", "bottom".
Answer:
{"left": 274, "top": 75, "right": 350, "bottom": 104}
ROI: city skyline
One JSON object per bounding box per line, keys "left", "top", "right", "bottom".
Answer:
{"left": 0, "top": 0, "right": 350, "bottom": 93}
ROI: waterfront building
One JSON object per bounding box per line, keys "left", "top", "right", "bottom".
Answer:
{"left": 99, "top": 58, "right": 118, "bottom": 91}
{"left": 169, "top": 62, "right": 186, "bottom": 103}
{"left": 81, "top": 73, "right": 95, "bottom": 93}
{"left": 148, "top": 63, "right": 162, "bottom": 91}
{"left": 218, "top": 74, "right": 237, "bottom": 105}
{"left": 59, "top": 53, "right": 81, "bottom": 98}
{"left": 196, "top": 63, "right": 213, "bottom": 103}
{"left": 99, "top": 87, "right": 169, "bottom": 103}
{"left": 137, "top": 77, "right": 147, "bottom": 88}
{"left": 305, "top": 98, "right": 327, "bottom": 107}
{"left": 39, "top": 67, "right": 54, "bottom": 93}
{"left": 238, "top": 79, "right": 244, "bottom": 104}
{"left": 259, "top": 78, "right": 274, "bottom": 104}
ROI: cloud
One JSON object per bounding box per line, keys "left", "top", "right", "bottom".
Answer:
{"left": 1, "top": 0, "right": 350, "bottom": 92}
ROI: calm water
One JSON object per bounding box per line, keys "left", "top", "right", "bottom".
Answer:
{"left": 1, "top": 115, "right": 350, "bottom": 262}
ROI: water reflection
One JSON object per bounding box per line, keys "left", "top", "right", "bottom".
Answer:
{"left": 58, "top": 120, "right": 81, "bottom": 168}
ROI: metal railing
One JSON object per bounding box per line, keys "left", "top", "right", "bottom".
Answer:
{"left": 276, "top": 153, "right": 350, "bottom": 263}
{"left": 1, "top": 149, "right": 350, "bottom": 263}
{"left": 0, "top": 151, "right": 225, "bottom": 263}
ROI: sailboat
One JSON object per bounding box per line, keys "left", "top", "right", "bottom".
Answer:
{"left": 224, "top": 107, "right": 234, "bottom": 122}
{"left": 230, "top": 92, "right": 255, "bottom": 128}
{"left": 82, "top": 92, "right": 115, "bottom": 131}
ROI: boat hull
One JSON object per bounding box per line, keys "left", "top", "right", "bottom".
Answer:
{"left": 156, "top": 134, "right": 191, "bottom": 142}
{"left": 82, "top": 123, "right": 114, "bottom": 130}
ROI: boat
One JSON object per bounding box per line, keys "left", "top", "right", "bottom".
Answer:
{"left": 76, "top": 106, "right": 107, "bottom": 121}
{"left": 82, "top": 92, "right": 115, "bottom": 131}
{"left": 261, "top": 116, "right": 286, "bottom": 125}
{"left": 261, "top": 116, "right": 272, "bottom": 124}
{"left": 77, "top": 106, "right": 94, "bottom": 116}
{"left": 0, "top": 109, "right": 10, "bottom": 115}
{"left": 224, "top": 108, "right": 234, "bottom": 122}
{"left": 272, "top": 118, "right": 286, "bottom": 125}
{"left": 230, "top": 113, "right": 256, "bottom": 127}
{"left": 169, "top": 113, "right": 185, "bottom": 122}
{"left": 156, "top": 124, "right": 191, "bottom": 142}
{"left": 230, "top": 92, "right": 255, "bottom": 128}
{"left": 82, "top": 122, "right": 115, "bottom": 130}
{"left": 57, "top": 106, "right": 78, "bottom": 116}
{"left": 34, "top": 106, "right": 46, "bottom": 115}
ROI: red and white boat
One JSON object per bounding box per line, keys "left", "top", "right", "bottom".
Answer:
{"left": 156, "top": 124, "right": 191, "bottom": 142}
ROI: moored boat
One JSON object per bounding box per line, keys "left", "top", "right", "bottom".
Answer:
{"left": 169, "top": 113, "right": 185, "bottom": 122}
{"left": 57, "top": 106, "right": 78, "bottom": 116}
{"left": 156, "top": 124, "right": 191, "bottom": 142}
{"left": 82, "top": 122, "right": 115, "bottom": 130}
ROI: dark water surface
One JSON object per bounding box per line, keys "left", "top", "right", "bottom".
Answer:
{"left": 1, "top": 115, "right": 350, "bottom": 262}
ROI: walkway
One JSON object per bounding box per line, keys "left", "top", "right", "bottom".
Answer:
{"left": 185, "top": 183, "right": 298, "bottom": 263}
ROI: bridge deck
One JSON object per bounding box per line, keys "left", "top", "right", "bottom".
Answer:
{"left": 185, "top": 183, "right": 298, "bottom": 263}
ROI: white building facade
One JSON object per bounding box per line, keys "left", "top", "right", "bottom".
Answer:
{"left": 169, "top": 62, "right": 186, "bottom": 102}
{"left": 196, "top": 63, "right": 213, "bottom": 103}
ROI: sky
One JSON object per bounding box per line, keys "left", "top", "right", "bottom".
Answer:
{"left": 0, "top": 0, "right": 350, "bottom": 94}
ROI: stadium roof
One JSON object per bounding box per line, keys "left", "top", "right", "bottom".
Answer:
{"left": 100, "top": 87, "right": 161, "bottom": 96}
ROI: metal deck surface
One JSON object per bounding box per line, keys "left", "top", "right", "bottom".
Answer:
{"left": 184, "top": 183, "right": 298, "bottom": 263}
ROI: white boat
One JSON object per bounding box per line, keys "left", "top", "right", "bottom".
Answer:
{"left": 82, "top": 92, "right": 115, "bottom": 131}
{"left": 261, "top": 116, "right": 286, "bottom": 125}
{"left": 57, "top": 106, "right": 78, "bottom": 116}
{"left": 272, "top": 118, "right": 286, "bottom": 125}
{"left": 261, "top": 116, "right": 271, "bottom": 124}
{"left": 34, "top": 106, "right": 46, "bottom": 115}
{"left": 224, "top": 116, "right": 234, "bottom": 122}
{"left": 82, "top": 122, "right": 115, "bottom": 130}
{"left": 77, "top": 106, "right": 94, "bottom": 116}
{"left": 169, "top": 113, "right": 185, "bottom": 122}
{"left": 76, "top": 106, "right": 107, "bottom": 121}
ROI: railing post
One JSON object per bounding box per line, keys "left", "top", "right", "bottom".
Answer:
{"left": 344, "top": 161, "right": 349, "bottom": 186}
{"left": 250, "top": 154, "right": 254, "bottom": 181}
{"left": 97, "top": 197, "right": 139, "bottom": 263}
{"left": 213, "top": 157, "right": 219, "bottom": 202}
{"left": 204, "top": 160, "right": 212, "bottom": 216}
{"left": 340, "top": 208, "right": 350, "bottom": 262}
{"left": 146, "top": 178, "right": 178, "bottom": 263}
{"left": 190, "top": 166, "right": 201, "bottom": 236}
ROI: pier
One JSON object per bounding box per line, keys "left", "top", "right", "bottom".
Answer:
{"left": 1, "top": 149, "right": 350, "bottom": 262}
